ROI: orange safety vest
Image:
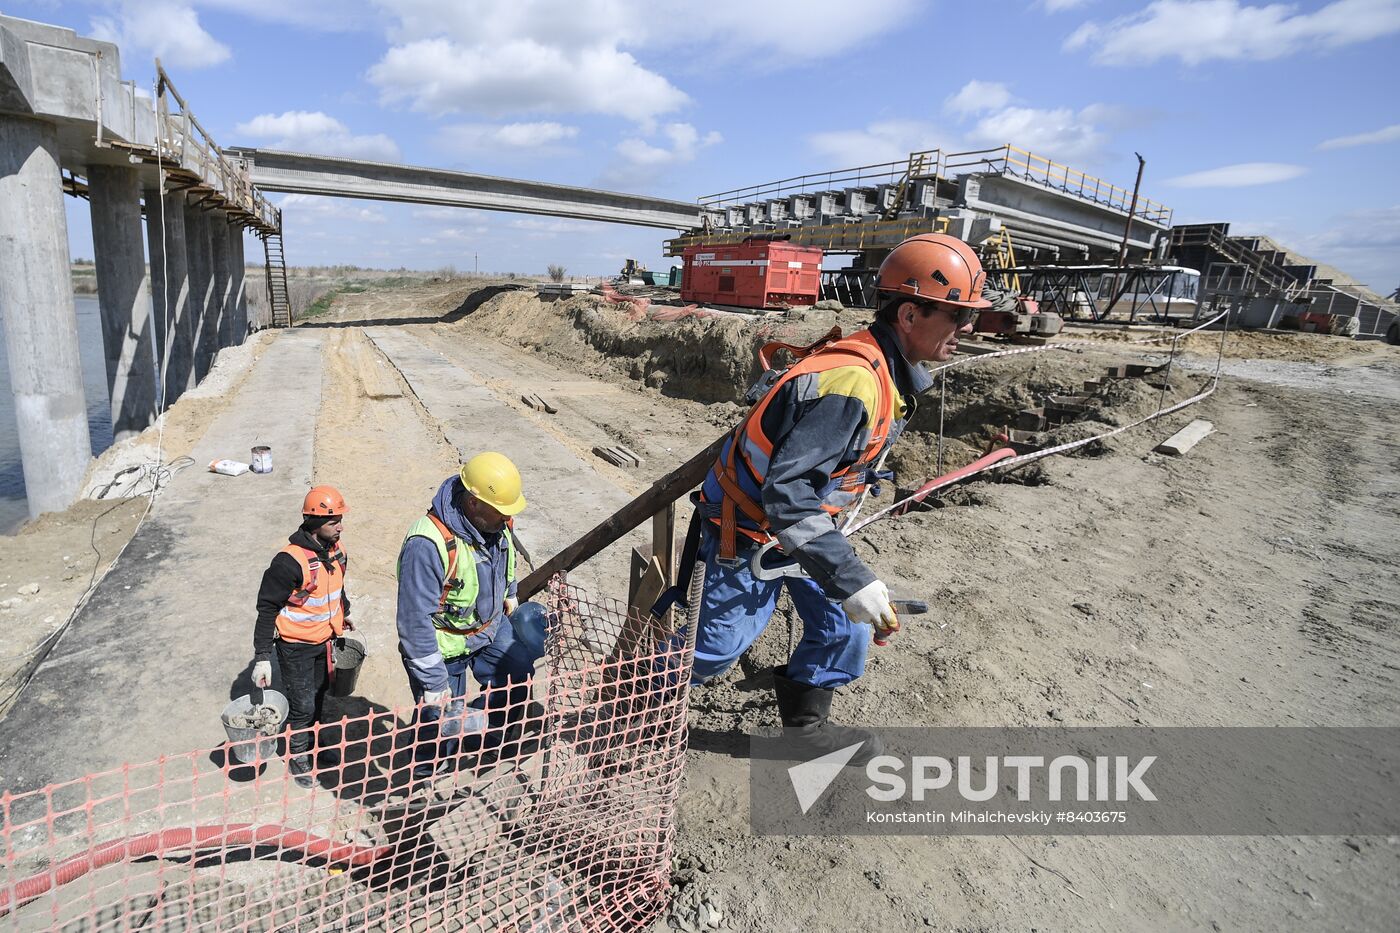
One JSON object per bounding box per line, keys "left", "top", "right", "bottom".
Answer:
{"left": 275, "top": 543, "right": 348, "bottom": 645}
{"left": 706, "top": 327, "right": 898, "bottom": 560}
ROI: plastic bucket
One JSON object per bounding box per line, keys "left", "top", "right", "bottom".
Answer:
{"left": 250, "top": 446, "right": 273, "bottom": 474}
{"left": 220, "top": 689, "right": 289, "bottom": 765}
{"left": 330, "top": 635, "right": 367, "bottom": 698}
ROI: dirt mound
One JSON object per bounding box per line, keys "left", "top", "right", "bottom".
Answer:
{"left": 443, "top": 288, "right": 873, "bottom": 403}
{"left": 443, "top": 287, "right": 1210, "bottom": 486}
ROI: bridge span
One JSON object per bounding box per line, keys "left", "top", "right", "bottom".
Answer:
{"left": 223, "top": 148, "right": 703, "bottom": 231}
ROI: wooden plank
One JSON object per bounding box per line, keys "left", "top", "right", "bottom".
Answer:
{"left": 518, "top": 432, "right": 729, "bottom": 600}
{"left": 1155, "top": 419, "right": 1214, "bottom": 456}
{"left": 651, "top": 503, "right": 676, "bottom": 633}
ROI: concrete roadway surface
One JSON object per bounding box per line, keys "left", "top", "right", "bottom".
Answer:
{"left": 0, "top": 326, "right": 651, "bottom": 794}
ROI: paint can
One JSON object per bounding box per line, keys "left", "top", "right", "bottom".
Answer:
{"left": 251, "top": 446, "right": 273, "bottom": 474}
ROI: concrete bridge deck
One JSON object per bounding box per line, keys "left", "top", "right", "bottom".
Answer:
{"left": 226, "top": 147, "right": 703, "bottom": 230}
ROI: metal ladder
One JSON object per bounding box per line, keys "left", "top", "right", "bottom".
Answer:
{"left": 263, "top": 231, "right": 292, "bottom": 327}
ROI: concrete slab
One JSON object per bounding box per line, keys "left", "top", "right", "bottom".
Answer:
{"left": 366, "top": 329, "right": 647, "bottom": 602}
{"left": 1155, "top": 419, "right": 1215, "bottom": 457}
{"left": 0, "top": 330, "right": 323, "bottom": 792}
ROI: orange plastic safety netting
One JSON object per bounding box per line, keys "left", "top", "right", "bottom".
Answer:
{"left": 0, "top": 575, "right": 700, "bottom": 932}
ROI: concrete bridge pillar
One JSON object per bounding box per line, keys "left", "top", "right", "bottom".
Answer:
{"left": 88, "top": 164, "right": 158, "bottom": 442}
{"left": 209, "top": 213, "right": 232, "bottom": 351}
{"left": 231, "top": 227, "right": 248, "bottom": 340}
{"left": 185, "top": 201, "right": 214, "bottom": 385}
{"left": 148, "top": 187, "right": 191, "bottom": 406}
{"left": 0, "top": 115, "right": 91, "bottom": 517}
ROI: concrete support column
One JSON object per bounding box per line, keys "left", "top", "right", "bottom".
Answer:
{"left": 152, "top": 188, "right": 191, "bottom": 405}
{"left": 88, "top": 164, "right": 158, "bottom": 442}
{"left": 184, "top": 201, "right": 213, "bottom": 385}
{"left": 144, "top": 186, "right": 167, "bottom": 388}
{"left": 231, "top": 227, "right": 249, "bottom": 340}
{"left": 0, "top": 115, "right": 91, "bottom": 517}
{"left": 209, "top": 213, "right": 231, "bottom": 351}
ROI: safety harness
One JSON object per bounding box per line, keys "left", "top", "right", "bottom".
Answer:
{"left": 708, "top": 327, "right": 897, "bottom": 562}
{"left": 286, "top": 546, "right": 347, "bottom": 608}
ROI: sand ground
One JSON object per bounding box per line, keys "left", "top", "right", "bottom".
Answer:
{"left": 3, "top": 280, "right": 1397, "bottom": 931}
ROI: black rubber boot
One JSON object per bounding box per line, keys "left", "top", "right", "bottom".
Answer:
{"left": 771, "top": 665, "right": 882, "bottom": 766}
{"left": 288, "top": 753, "right": 315, "bottom": 789}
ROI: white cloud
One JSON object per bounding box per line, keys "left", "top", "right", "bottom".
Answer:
{"left": 509, "top": 217, "right": 594, "bottom": 235}
{"left": 810, "top": 80, "right": 1140, "bottom": 170}
{"left": 808, "top": 120, "right": 951, "bottom": 166}
{"left": 234, "top": 111, "right": 401, "bottom": 161}
{"left": 969, "top": 105, "right": 1109, "bottom": 163}
{"left": 1041, "top": 0, "right": 1092, "bottom": 10}
{"left": 278, "top": 193, "right": 389, "bottom": 223}
{"left": 1163, "top": 162, "right": 1306, "bottom": 187}
{"left": 89, "top": 1, "right": 230, "bottom": 70}
{"left": 601, "top": 122, "right": 722, "bottom": 187}
{"left": 1067, "top": 0, "right": 1400, "bottom": 65}
{"left": 439, "top": 122, "right": 579, "bottom": 153}
{"left": 419, "top": 225, "right": 491, "bottom": 244}
{"left": 368, "top": 28, "right": 687, "bottom": 122}
{"left": 944, "top": 80, "right": 1013, "bottom": 117}
{"left": 411, "top": 206, "right": 485, "bottom": 221}
{"left": 1318, "top": 123, "right": 1400, "bottom": 150}
{"left": 367, "top": 0, "right": 915, "bottom": 122}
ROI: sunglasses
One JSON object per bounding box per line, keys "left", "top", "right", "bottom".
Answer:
{"left": 913, "top": 300, "right": 976, "bottom": 328}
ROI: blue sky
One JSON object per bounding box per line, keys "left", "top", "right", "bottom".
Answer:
{"left": 11, "top": 0, "right": 1400, "bottom": 289}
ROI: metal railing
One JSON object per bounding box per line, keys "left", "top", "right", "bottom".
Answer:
{"left": 698, "top": 149, "right": 941, "bottom": 209}
{"left": 153, "top": 62, "right": 280, "bottom": 232}
{"left": 945, "top": 144, "right": 1172, "bottom": 225}
{"left": 664, "top": 215, "right": 951, "bottom": 256}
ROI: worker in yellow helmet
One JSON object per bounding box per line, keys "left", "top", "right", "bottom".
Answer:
{"left": 395, "top": 452, "right": 546, "bottom": 780}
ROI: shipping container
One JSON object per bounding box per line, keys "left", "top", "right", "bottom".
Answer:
{"left": 681, "top": 238, "right": 823, "bottom": 309}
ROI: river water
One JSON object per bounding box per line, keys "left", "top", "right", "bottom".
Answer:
{"left": 0, "top": 296, "right": 114, "bottom": 533}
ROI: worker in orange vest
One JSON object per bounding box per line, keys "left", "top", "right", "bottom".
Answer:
{"left": 251, "top": 486, "right": 353, "bottom": 789}
{"left": 692, "top": 234, "right": 988, "bottom": 766}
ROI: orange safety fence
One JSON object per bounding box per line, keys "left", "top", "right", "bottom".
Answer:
{"left": 0, "top": 575, "right": 700, "bottom": 932}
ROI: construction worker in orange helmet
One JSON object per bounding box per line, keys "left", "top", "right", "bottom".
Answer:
{"left": 692, "top": 233, "right": 989, "bottom": 767}
{"left": 250, "top": 485, "right": 353, "bottom": 789}
{"left": 396, "top": 453, "right": 544, "bottom": 780}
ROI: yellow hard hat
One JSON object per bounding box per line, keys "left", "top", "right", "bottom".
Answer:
{"left": 460, "top": 451, "right": 527, "bottom": 516}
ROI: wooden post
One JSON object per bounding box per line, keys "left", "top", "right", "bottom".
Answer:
{"left": 518, "top": 432, "right": 727, "bottom": 600}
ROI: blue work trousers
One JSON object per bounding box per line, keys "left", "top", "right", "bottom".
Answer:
{"left": 406, "top": 617, "right": 539, "bottom": 767}
{"left": 691, "top": 528, "right": 870, "bottom": 688}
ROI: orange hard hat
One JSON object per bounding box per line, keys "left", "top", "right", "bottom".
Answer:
{"left": 876, "top": 233, "right": 992, "bottom": 309}
{"left": 302, "top": 485, "right": 348, "bottom": 516}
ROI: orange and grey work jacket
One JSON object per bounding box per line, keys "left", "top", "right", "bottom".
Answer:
{"left": 698, "top": 321, "right": 930, "bottom": 599}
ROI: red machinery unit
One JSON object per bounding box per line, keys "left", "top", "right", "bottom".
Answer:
{"left": 681, "top": 237, "right": 822, "bottom": 309}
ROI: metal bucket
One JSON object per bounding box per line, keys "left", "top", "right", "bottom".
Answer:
{"left": 330, "top": 635, "right": 367, "bottom": 698}
{"left": 250, "top": 446, "right": 273, "bottom": 474}
{"left": 220, "top": 689, "right": 288, "bottom": 765}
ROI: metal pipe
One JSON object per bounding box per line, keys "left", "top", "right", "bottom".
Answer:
{"left": 1116, "top": 152, "right": 1145, "bottom": 267}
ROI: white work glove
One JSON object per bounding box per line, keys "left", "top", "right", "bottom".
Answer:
{"left": 422, "top": 687, "right": 452, "bottom": 708}
{"left": 251, "top": 660, "right": 272, "bottom": 688}
{"left": 504, "top": 597, "right": 519, "bottom": 616}
{"left": 842, "top": 580, "right": 899, "bottom": 636}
